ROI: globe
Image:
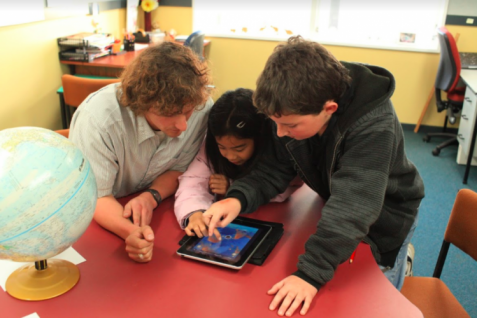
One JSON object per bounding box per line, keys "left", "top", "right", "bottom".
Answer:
{"left": 0, "top": 127, "right": 97, "bottom": 300}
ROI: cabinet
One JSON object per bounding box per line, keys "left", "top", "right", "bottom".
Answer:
{"left": 457, "top": 86, "right": 477, "bottom": 159}
{"left": 457, "top": 70, "right": 477, "bottom": 183}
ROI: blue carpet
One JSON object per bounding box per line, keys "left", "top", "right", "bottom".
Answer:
{"left": 403, "top": 125, "right": 477, "bottom": 317}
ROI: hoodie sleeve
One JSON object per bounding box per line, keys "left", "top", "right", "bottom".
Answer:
{"left": 174, "top": 141, "right": 215, "bottom": 228}
{"left": 226, "top": 129, "right": 297, "bottom": 213}
{"left": 270, "top": 176, "right": 304, "bottom": 203}
{"left": 293, "top": 110, "right": 398, "bottom": 290}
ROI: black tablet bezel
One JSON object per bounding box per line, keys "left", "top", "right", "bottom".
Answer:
{"left": 176, "top": 218, "right": 272, "bottom": 270}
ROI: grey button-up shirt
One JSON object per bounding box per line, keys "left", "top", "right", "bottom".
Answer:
{"left": 69, "top": 83, "right": 213, "bottom": 198}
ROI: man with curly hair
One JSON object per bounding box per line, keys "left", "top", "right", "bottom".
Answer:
{"left": 203, "top": 36, "right": 424, "bottom": 316}
{"left": 70, "top": 42, "right": 213, "bottom": 263}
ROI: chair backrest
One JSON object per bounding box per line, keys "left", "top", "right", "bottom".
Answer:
{"left": 433, "top": 189, "right": 477, "bottom": 277}
{"left": 184, "top": 31, "right": 205, "bottom": 60}
{"left": 445, "top": 189, "right": 477, "bottom": 261}
{"left": 55, "top": 129, "right": 69, "bottom": 138}
{"left": 62, "top": 74, "right": 120, "bottom": 108}
{"left": 435, "top": 26, "right": 461, "bottom": 92}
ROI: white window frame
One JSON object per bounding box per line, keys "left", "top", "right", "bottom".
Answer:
{"left": 192, "top": 0, "right": 315, "bottom": 42}
{"left": 192, "top": 0, "right": 449, "bottom": 53}
{"left": 0, "top": 2, "right": 45, "bottom": 27}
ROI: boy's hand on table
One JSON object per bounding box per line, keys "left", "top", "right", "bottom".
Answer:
{"left": 185, "top": 211, "right": 221, "bottom": 239}
{"left": 202, "top": 198, "right": 241, "bottom": 238}
{"left": 268, "top": 275, "right": 318, "bottom": 316}
{"left": 123, "top": 194, "right": 155, "bottom": 226}
{"left": 125, "top": 226, "right": 154, "bottom": 262}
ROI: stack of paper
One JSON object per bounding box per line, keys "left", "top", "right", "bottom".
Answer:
{"left": 58, "top": 32, "right": 114, "bottom": 49}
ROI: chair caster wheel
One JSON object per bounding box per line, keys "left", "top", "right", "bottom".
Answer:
{"left": 423, "top": 136, "right": 430, "bottom": 142}
{"left": 432, "top": 148, "right": 441, "bottom": 156}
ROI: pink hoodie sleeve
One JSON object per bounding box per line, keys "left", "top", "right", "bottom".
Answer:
{"left": 174, "top": 141, "right": 214, "bottom": 229}
{"left": 270, "top": 175, "right": 304, "bottom": 203}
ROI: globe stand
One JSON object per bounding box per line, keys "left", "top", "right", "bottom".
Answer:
{"left": 6, "top": 259, "right": 80, "bottom": 301}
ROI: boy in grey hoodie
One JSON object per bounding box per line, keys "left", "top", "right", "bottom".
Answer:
{"left": 203, "top": 36, "right": 424, "bottom": 316}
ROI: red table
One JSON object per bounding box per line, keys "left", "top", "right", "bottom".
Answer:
{"left": 0, "top": 186, "right": 422, "bottom": 317}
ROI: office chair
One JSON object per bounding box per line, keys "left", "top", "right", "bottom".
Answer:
{"left": 184, "top": 30, "right": 205, "bottom": 60}
{"left": 423, "top": 27, "right": 466, "bottom": 156}
{"left": 61, "top": 74, "right": 120, "bottom": 128}
{"left": 400, "top": 188, "right": 476, "bottom": 318}
{"left": 55, "top": 129, "right": 69, "bottom": 138}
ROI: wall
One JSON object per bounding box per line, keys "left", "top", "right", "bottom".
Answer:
{"left": 152, "top": 7, "right": 477, "bottom": 128}
{"left": 0, "top": 8, "right": 126, "bottom": 130}
{"left": 1, "top": 7, "right": 476, "bottom": 131}
{"left": 150, "top": 6, "right": 192, "bottom": 35}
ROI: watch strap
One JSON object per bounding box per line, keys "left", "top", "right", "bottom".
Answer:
{"left": 144, "top": 189, "right": 162, "bottom": 207}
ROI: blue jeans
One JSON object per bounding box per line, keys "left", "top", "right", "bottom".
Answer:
{"left": 379, "top": 217, "right": 418, "bottom": 290}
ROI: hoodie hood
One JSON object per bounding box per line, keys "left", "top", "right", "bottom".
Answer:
{"left": 336, "top": 62, "right": 395, "bottom": 133}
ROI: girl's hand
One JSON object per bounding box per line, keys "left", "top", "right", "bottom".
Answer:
{"left": 209, "top": 174, "right": 230, "bottom": 195}
{"left": 185, "top": 211, "right": 220, "bottom": 239}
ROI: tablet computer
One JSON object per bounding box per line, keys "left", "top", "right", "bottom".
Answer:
{"left": 176, "top": 218, "right": 272, "bottom": 270}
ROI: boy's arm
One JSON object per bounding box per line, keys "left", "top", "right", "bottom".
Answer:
{"left": 294, "top": 114, "right": 400, "bottom": 289}
{"left": 226, "top": 129, "right": 297, "bottom": 213}
{"left": 124, "top": 170, "right": 183, "bottom": 226}
{"left": 94, "top": 195, "right": 138, "bottom": 239}
{"left": 94, "top": 195, "right": 155, "bottom": 263}
{"left": 270, "top": 176, "right": 304, "bottom": 203}
{"left": 148, "top": 170, "right": 184, "bottom": 200}
{"left": 205, "top": 131, "right": 297, "bottom": 236}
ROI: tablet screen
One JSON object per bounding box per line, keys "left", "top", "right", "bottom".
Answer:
{"left": 177, "top": 218, "right": 272, "bottom": 269}
{"left": 188, "top": 223, "right": 258, "bottom": 262}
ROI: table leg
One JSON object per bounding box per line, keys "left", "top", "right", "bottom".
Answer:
{"left": 414, "top": 86, "right": 434, "bottom": 133}
{"left": 58, "top": 92, "right": 67, "bottom": 129}
{"left": 66, "top": 106, "right": 77, "bottom": 127}
{"left": 463, "top": 119, "right": 477, "bottom": 184}
{"left": 66, "top": 106, "right": 73, "bottom": 128}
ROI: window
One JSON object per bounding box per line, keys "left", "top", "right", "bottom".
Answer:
{"left": 193, "top": 0, "right": 449, "bottom": 52}
{"left": 193, "top": 0, "right": 314, "bottom": 40}
{"left": 0, "top": 2, "right": 44, "bottom": 27}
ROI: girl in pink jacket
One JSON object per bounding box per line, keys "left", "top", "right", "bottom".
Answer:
{"left": 174, "top": 88, "right": 302, "bottom": 237}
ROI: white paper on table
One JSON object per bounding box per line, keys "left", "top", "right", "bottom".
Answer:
{"left": 175, "top": 35, "right": 188, "bottom": 41}
{"left": 134, "top": 43, "right": 149, "bottom": 50}
{"left": 22, "top": 313, "right": 40, "bottom": 318}
{"left": 0, "top": 247, "right": 85, "bottom": 292}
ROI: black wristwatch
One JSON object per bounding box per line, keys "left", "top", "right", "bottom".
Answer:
{"left": 144, "top": 189, "right": 162, "bottom": 207}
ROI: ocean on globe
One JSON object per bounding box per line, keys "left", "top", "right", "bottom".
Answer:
{"left": 0, "top": 127, "right": 97, "bottom": 262}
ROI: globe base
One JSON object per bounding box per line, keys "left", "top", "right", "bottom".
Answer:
{"left": 6, "top": 259, "right": 80, "bottom": 301}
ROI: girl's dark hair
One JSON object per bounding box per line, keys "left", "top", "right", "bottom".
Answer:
{"left": 205, "top": 88, "right": 269, "bottom": 180}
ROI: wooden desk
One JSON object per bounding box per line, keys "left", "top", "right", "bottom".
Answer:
{"left": 61, "top": 40, "right": 211, "bottom": 77}
{"left": 0, "top": 186, "right": 422, "bottom": 317}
